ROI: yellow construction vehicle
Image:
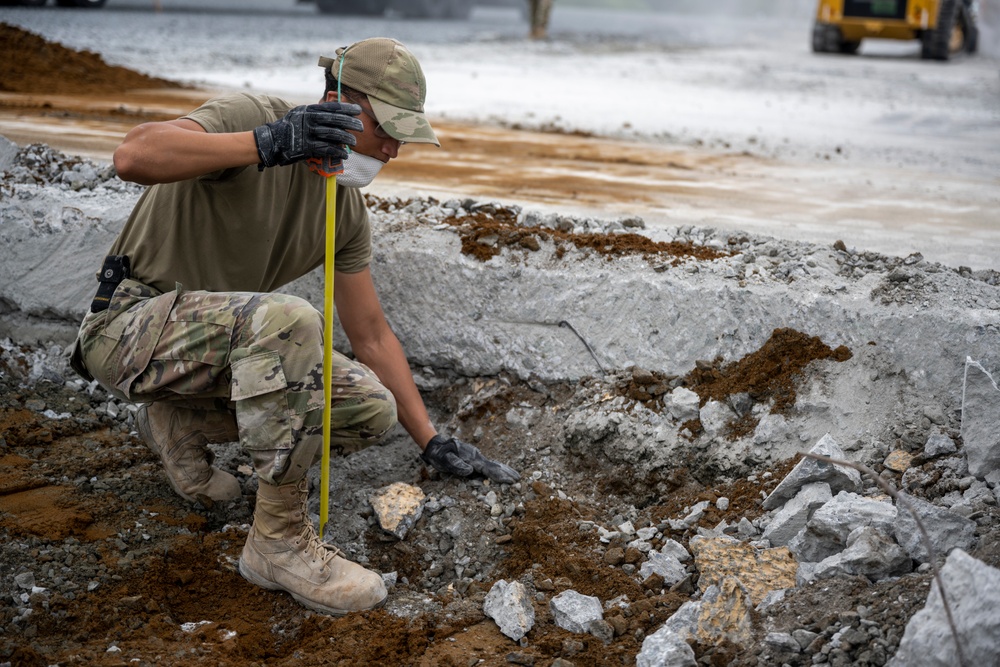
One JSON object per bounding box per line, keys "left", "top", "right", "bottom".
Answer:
{"left": 812, "top": 0, "right": 980, "bottom": 60}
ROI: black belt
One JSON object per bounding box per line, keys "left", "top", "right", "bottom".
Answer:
{"left": 90, "top": 255, "right": 130, "bottom": 313}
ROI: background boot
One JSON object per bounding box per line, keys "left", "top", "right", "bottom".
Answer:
{"left": 238, "top": 479, "right": 387, "bottom": 615}
{"left": 136, "top": 402, "right": 242, "bottom": 505}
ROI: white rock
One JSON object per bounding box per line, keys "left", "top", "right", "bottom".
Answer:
{"left": 550, "top": 590, "right": 603, "bottom": 634}
{"left": 889, "top": 550, "right": 1000, "bottom": 666}
{"left": 666, "top": 387, "right": 700, "bottom": 422}
{"left": 894, "top": 492, "right": 977, "bottom": 564}
{"left": 961, "top": 358, "right": 1000, "bottom": 479}
{"left": 639, "top": 552, "right": 688, "bottom": 586}
{"left": 761, "top": 482, "right": 832, "bottom": 547}
{"left": 636, "top": 626, "right": 697, "bottom": 667}
{"left": 484, "top": 580, "right": 535, "bottom": 642}
{"left": 763, "top": 434, "right": 862, "bottom": 510}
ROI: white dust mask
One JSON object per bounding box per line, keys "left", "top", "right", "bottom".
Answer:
{"left": 338, "top": 151, "right": 383, "bottom": 188}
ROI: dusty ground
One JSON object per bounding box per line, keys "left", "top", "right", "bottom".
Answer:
{"left": 2, "top": 23, "right": 999, "bottom": 667}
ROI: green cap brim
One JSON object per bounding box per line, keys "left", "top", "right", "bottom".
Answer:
{"left": 370, "top": 96, "right": 440, "bottom": 147}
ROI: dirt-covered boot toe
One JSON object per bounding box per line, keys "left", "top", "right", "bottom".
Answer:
{"left": 137, "top": 402, "right": 242, "bottom": 504}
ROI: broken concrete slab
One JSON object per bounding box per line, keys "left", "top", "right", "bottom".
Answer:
{"left": 889, "top": 549, "right": 1000, "bottom": 667}
{"left": 694, "top": 578, "right": 755, "bottom": 646}
{"left": 369, "top": 482, "right": 426, "bottom": 540}
{"left": 893, "top": 492, "right": 977, "bottom": 564}
{"left": 961, "top": 358, "right": 1000, "bottom": 479}
{"left": 787, "top": 491, "right": 897, "bottom": 562}
{"left": 688, "top": 535, "right": 797, "bottom": 607}
{"left": 812, "top": 526, "right": 911, "bottom": 582}
{"left": 5, "top": 185, "right": 1000, "bottom": 411}
{"left": 550, "top": 590, "right": 603, "bottom": 634}
{"left": 635, "top": 626, "right": 697, "bottom": 667}
{"left": 762, "top": 434, "right": 863, "bottom": 510}
{"left": 761, "top": 482, "right": 832, "bottom": 547}
{"left": 484, "top": 579, "right": 535, "bottom": 642}
{"left": 647, "top": 579, "right": 754, "bottom": 651}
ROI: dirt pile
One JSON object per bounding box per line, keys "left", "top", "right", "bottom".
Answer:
{"left": 2, "top": 330, "right": 997, "bottom": 666}
{"left": 0, "top": 23, "right": 181, "bottom": 95}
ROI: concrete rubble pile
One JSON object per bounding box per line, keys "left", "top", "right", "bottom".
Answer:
{"left": 2, "top": 137, "right": 1000, "bottom": 666}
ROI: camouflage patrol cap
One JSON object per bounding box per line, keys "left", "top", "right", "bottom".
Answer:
{"left": 318, "top": 38, "right": 439, "bottom": 146}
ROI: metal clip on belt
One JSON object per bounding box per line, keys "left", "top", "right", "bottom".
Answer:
{"left": 90, "top": 255, "right": 130, "bottom": 313}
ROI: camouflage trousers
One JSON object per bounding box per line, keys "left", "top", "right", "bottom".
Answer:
{"left": 74, "top": 279, "right": 397, "bottom": 485}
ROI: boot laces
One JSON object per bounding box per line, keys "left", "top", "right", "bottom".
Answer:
{"left": 294, "top": 489, "right": 343, "bottom": 569}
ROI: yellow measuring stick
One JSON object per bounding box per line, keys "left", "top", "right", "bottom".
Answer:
{"left": 320, "top": 174, "right": 336, "bottom": 539}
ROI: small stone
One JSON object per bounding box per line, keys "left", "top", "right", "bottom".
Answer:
{"left": 505, "top": 651, "right": 534, "bottom": 666}
{"left": 369, "top": 482, "right": 426, "bottom": 539}
{"left": 604, "top": 547, "right": 625, "bottom": 566}
{"left": 883, "top": 450, "right": 915, "bottom": 473}
{"left": 588, "top": 619, "right": 615, "bottom": 644}
{"left": 561, "top": 638, "right": 585, "bottom": 657}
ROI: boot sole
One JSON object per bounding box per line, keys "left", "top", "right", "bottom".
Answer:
{"left": 237, "top": 556, "right": 387, "bottom": 617}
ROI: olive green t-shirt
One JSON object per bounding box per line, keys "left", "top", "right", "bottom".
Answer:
{"left": 109, "top": 93, "right": 372, "bottom": 294}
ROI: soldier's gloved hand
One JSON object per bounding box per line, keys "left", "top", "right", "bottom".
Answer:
{"left": 253, "top": 102, "right": 363, "bottom": 169}
{"left": 421, "top": 435, "right": 521, "bottom": 485}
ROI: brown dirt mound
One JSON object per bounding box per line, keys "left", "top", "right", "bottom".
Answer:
{"left": 0, "top": 22, "right": 182, "bottom": 95}
{"left": 685, "top": 328, "right": 852, "bottom": 412}
{"left": 444, "top": 206, "right": 731, "bottom": 264}
{"left": 685, "top": 327, "right": 852, "bottom": 438}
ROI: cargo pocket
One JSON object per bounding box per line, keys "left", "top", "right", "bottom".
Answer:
{"left": 231, "top": 350, "right": 292, "bottom": 452}
{"left": 109, "top": 288, "right": 178, "bottom": 401}
{"left": 75, "top": 280, "right": 173, "bottom": 401}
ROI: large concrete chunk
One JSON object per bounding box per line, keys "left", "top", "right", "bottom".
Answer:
{"left": 689, "top": 535, "right": 797, "bottom": 607}
{"left": 649, "top": 580, "right": 754, "bottom": 651}
{"left": 695, "top": 578, "right": 754, "bottom": 646}
{"left": 763, "top": 434, "right": 862, "bottom": 510}
{"left": 550, "top": 590, "right": 603, "bottom": 634}
{"left": 787, "top": 491, "right": 897, "bottom": 562}
{"left": 889, "top": 550, "right": 1000, "bottom": 667}
{"left": 484, "top": 580, "right": 535, "bottom": 642}
{"left": 893, "top": 492, "right": 977, "bottom": 564}
{"left": 761, "top": 482, "right": 832, "bottom": 547}
{"left": 961, "top": 358, "right": 1000, "bottom": 479}
{"left": 636, "top": 626, "right": 697, "bottom": 667}
{"left": 369, "top": 482, "right": 426, "bottom": 540}
{"left": 812, "top": 526, "right": 912, "bottom": 582}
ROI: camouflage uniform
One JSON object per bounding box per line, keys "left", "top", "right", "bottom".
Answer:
{"left": 75, "top": 279, "right": 397, "bottom": 485}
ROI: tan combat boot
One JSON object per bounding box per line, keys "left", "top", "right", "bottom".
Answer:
{"left": 238, "top": 479, "right": 388, "bottom": 615}
{"left": 136, "top": 402, "right": 242, "bottom": 505}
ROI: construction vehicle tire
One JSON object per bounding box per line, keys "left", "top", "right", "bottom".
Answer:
{"left": 921, "top": 0, "right": 965, "bottom": 60}
{"left": 812, "top": 22, "right": 858, "bottom": 55}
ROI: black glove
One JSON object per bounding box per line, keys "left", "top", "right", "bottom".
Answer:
{"left": 421, "top": 435, "right": 521, "bottom": 485}
{"left": 253, "top": 102, "right": 363, "bottom": 169}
